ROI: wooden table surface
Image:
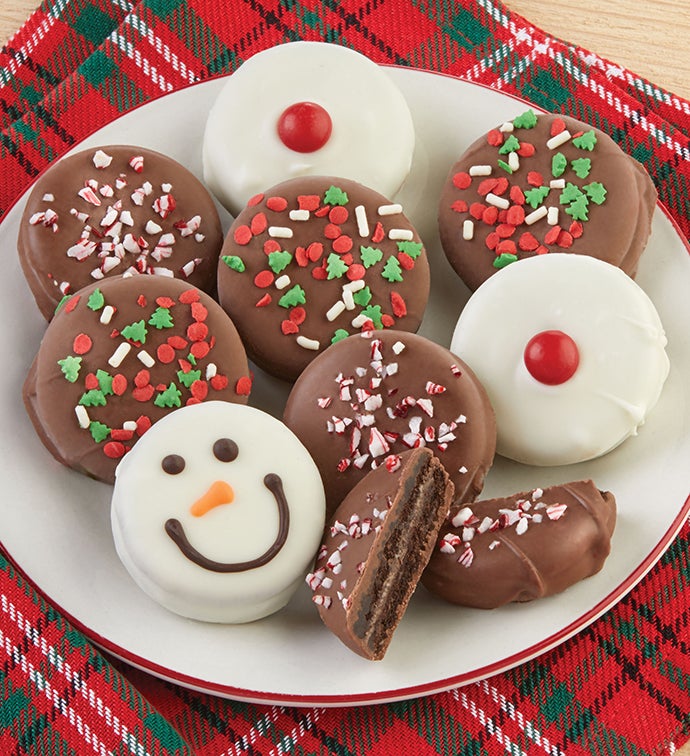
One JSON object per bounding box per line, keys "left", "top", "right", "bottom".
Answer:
{"left": 1, "top": 1, "right": 689, "bottom": 753}
{"left": 1, "top": 0, "right": 690, "bottom": 99}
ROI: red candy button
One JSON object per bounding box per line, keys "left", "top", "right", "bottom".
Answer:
{"left": 524, "top": 330, "right": 580, "bottom": 385}
{"left": 277, "top": 101, "right": 332, "bottom": 153}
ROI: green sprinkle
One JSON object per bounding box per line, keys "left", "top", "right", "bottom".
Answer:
{"left": 512, "top": 109, "right": 538, "bottom": 129}
{"left": 177, "top": 369, "right": 201, "bottom": 388}
{"left": 96, "top": 369, "right": 113, "bottom": 396}
{"left": 222, "top": 255, "right": 246, "bottom": 273}
{"left": 57, "top": 355, "right": 82, "bottom": 383}
{"left": 360, "top": 304, "right": 383, "bottom": 329}
{"left": 89, "top": 421, "right": 111, "bottom": 444}
{"left": 79, "top": 389, "right": 107, "bottom": 407}
{"left": 584, "top": 182, "right": 607, "bottom": 205}
{"left": 324, "top": 186, "right": 349, "bottom": 206}
{"left": 352, "top": 285, "right": 372, "bottom": 307}
{"left": 154, "top": 382, "right": 182, "bottom": 409}
{"left": 571, "top": 157, "right": 592, "bottom": 179}
{"left": 381, "top": 256, "right": 403, "bottom": 283}
{"left": 524, "top": 186, "right": 550, "bottom": 209}
{"left": 498, "top": 159, "right": 513, "bottom": 174}
{"left": 498, "top": 134, "right": 520, "bottom": 155}
{"left": 278, "top": 285, "right": 306, "bottom": 309}
{"left": 493, "top": 253, "right": 518, "bottom": 269}
{"left": 360, "top": 246, "right": 383, "bottom": 268}
{"left": 187, "top": 353, "right": 197, "bottom": 366}
{"left": 396, "top": 240, "right": 423, "bottom": 260}
{"left": 268, "top": 250, "right": 292, "bottom": 274}
{"left": 559, "top": 182, "right": 585, "bottom": 204}
{"left": 87, "top": 289, "right": 105, "bottom": 311}
{"left": 551, "top": 152, "right": 568, "bottom": 178}
{"left": 121, "top": 319, "right": 147, "bottom": 344}
{"left": 331, "top": 329, "right": 350, "bottom": 344}
{"left": 565, "top": 195, "right": 590, "bottom": 221}
{"left": 572, "top": 130, "right": 597, "bottom": 151}
{"left": 148, "top": 307, "right": 174, "bottom": 329}
{"left": 326, "top": 253, "right": 349, "bottom": 280}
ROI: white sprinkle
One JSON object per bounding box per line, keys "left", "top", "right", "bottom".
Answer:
{"left": 378, "top": 203, "right": 402, "bottom": 216}
{"left": 343, "top": 279, "right": 365, "bottom": 293}
{"left": 508, "top": 151, "right": 520, "bottom": 171}
{"left": 485, "top": 192, "right": 510, "bottom": 209}
{"left": 525, "top": 206, "right": 549, "bottom": 225}
{"left": 206, "top": 363, "right": 218, "bottom": 380}
{"left": 108, "top": 342, "right": 131, "bottom": 368}
{"left": 458, "top": 466, "right": 468, "bottom": 474}
{"left": 145, "top": 220, "right": 162, "bottom": 234}
{"left": 296, "top": 336, "right": 320, "bottom": 351}
{"left": 342, "top": 288, "right": 355, "bottom": 310}
{"left": 274, "top": 274, "right": 291, "bottom": 290}
{"left": 100, "top": 305, "right": 115, "bottom": 324}
{"left": 289, "top": 209, "right": 310, "bottom": 221}
{"left": 351, "top": 313, "right": 370, "bottom": 328}
{"left": 469, "top": 165, "right": 492, "bottom": 176}
{"left": 355, "top": 205, "right": 369, "bottom": 237}
{"left": 92, "top": 149, "right": 113, "bottom": 169}
{"left": 462, "top": 219, "right": 474, "bottom": 240}
{"left": 123, "top": 421, "right": 137, "bottom": 432}
{"left": 137, "top": 350, "right": 155, "bottom": 367}
{"left": 326, "top": 301, "right": 346, "bottom": 321}
{"left": 161, "top": 183, "right": 172, "bottom": 193}
{"left": 549, "top": 178, "right": 566, "bottom": 189}
{"left": 42, "top": 193, "right": 55, "bottom": 202}
{"left": 268, "top": 226, "right": 293, "bottom": 238}
{"left": 392, "top": 341, "right": 406, "bottom": 355}
{"left": 75, "top": 405, "right": 90, "bottom": 429}
{"left": 388, "top": 228, "right": 414, "bottom": 241}
{"left": 547, "top": 206, "right": 560, "bottom": 225}
{"left": 546, "top": 130, "right": 572, "bottom": 150}
{"left": 499, "top": 122, "right": 514, "bottom": 132}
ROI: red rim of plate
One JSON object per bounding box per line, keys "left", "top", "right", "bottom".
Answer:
{"left": 2, "top": 67, "right": 690, "bottom": 707}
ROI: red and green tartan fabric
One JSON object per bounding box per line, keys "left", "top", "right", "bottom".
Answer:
{"left": 1, "top": 0, "right": 689, "bottom": 753}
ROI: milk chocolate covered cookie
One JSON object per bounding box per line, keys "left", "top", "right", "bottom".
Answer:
{"left": 24, "top": 276, "right": 251, "bottom": 484}
{"left": 422, "top": 480, "right": 616, "bottom": 608}
{"left": 19, "top": 145, "right": 223, "bottom": 320}
{"left": 283, "top": 329, "right": 496, "bottom": 515}
{"left": 217, "top": 176, "right": 430, "bottom": 381}
{"left": 438, "top": 110, "right": 657, "bottom": 292}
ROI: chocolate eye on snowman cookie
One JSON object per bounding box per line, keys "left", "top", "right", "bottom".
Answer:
{"left": 111, "top": 401, "right": 326, "bottom": 623}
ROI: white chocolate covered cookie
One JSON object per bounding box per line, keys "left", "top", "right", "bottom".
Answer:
{"left": 450, "top": 254, "right": 669, "bottom": 466}
{"left": 111, "top": 401, "right": 326, "bottom": 622}
{"left": 202, "top": 41, "right": 415, "bottom": 215}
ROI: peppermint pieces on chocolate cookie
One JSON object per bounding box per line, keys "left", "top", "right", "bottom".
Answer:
{"left": 19, "top": 145, "right": 223, "bottom": 320}
{"left": 217, "top": 176, "right": 430, "bottom": 381}
{"left": 438, "top": 110, "right": 657, "bottom": 291}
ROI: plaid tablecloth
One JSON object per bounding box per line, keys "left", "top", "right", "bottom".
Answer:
{"left": 1, "top": 1, "right": 689, "bottom": 753}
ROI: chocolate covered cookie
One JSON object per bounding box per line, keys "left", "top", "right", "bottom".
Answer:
{"left": 283, "top": 329, "right": 496, "bottom": 516}
{"left": 421, "top": 480, "right": 616, "bottom": 609}
{"left": 24, "top": 276, "right": 251, "bottom": 484}
{"left": 306, "top": 447, "right": 453, "bottom": 660}
{"left": 438, "top": 109, "right": 657, "bottom": 292}
{"left": 19, "top": 145, "right": 223, "bottom": 320}
{"left": 217, "top": 176, "right": 430, "bottom": 381}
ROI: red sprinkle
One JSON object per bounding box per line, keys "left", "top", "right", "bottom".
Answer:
{"left": 506, "top": 205, "right": 526, "bottom": 226}
{"left": 250, "top": 212, "right": 268, "bottom": 235}
{"left": 518, "top": 232, "right": 539, "bottom": 251}
{"left": 134, "top": 369, "right": 150, "bottom": 388}
{"left": 297, "top": 195, "right": 320, "bottom": 211}
{"left": 157, "top": 344, "right": 176, "bottom": 363}
{"left": 248, "top": 193, "right": 264, "bottom": 206}
{"left": 84, "top": 373, "right": 99, "bottom": 390}
{"left": 112, "top": 374, "right": 128, "bottom": 395}
{"left": 482, "top": 206, "right": 499, "bottom": 225}
{"left": 266, "top": 196, "right": 288, "bottom": 212}
{"left": 136, "top": 295, "right": 147, "bottom": 308}
{"left": 178, "top": 289, "right": 200, "bottom": 304}
{"left": 64, "top": 295, "right": 80, "bottom": 313}
{"left": 551, "top": 118, "right": 567, "bottom": 136}
{"left": 487, "top": 129, "right": 504, "bottom": 147}
{"left": 235, "top": 375, "right": 252, "bottom": 395}
{"left": 452, "top": 172, "right": 472, "bottom": 190}
{"left": 190, "top": 380, "right": 208, "bottom": 401}
{"left": 557, "top": 230, "right": 574, "bottom": 248}
{"left": 73, "top": 333, "right": 92, "bottom": 355}
{"left": 496, "top": 239, "right": 517, "bottom": 256}
{"left": 527, "top": 171, "right": 544, "bottom": 187}
{"left": 329, "top": 206, "right": 348, "bottom": 224}
{"left": 371, "top": 222, "right": 385, "bottom": 243}
{"left": 307, "top": 242, "right": 324, "bottom": 262}
{"left": 485, "top": 232, "right": 499, "bottom": 251}
{"left": 103, "top": 442, "right": 126, "bottom": 459}
{"left": 191, "top": 302, "right": 208, "bottom": 322}
{"left": 496, "top": 223, "right": 516, "bottom": 239}
{"left": 132, "top": 385, "right": 155, "bottom": 402}
{"left": 397, "top": 252, "right": 415, "bottom": 270}
{"left": 281, "top": 319, "right": 299, "bottom": 335}
{"left": 477, "top": 178, "right": 498, "bottom": 196}
{"left": 135, "top": 415, "right": 152, "bottom": 435}
{"left": 544, "top": 226, "right": 561, "bottom": 245}
{"left": 469, "top": 202, "right": 486, "bottom": 220}
{"left": 312, "top": 266, "right": 328, "bottom": 280}
{"left": 167, "top": 335, "right": 188, "bottom": 350}
{"left": 289, "top": 307, "right": 306, "bottom": 325}
{"left": 254, "top": 270, "right": 275, "bottom": 288}
{"left": 233, "top": 225, "right": 252, "bottom": 245}
{"left": 255, "top": 293, "right": 272, "bottom": 307}
{"left": 324, "top": 223, "right": 341, "bottom": 240}
{"left": 263, "top": 239, "right": 282, "bottom": 255}
{"left": 569, "top": 221, "right": 584, "bottom": 239}
{"left": 190, "top": 341, "right": 210, "bottom": 360}
{"left": 346, "top": 264, "right": 366, "bottom": 281}
{"left": 110, "top": 429, "right": 134, "bottom": 442}
{"left": 381, "top": 314, "right": 395, "bottom": 327}
{"left": 510, "top": 186, "right": 526, "bottom": 205}
{"left": 390, "top": 292, "right": 407, "bottom": 317}
{"left": 295, "top": 246, "right": 309, "bottom": 267}
{"left": 210, "top": 374, "right": 229, "bottom": 391}
{"left": 187, "top": 322, "right": 209, "bottom": 342}
{"left": 517, "top": 142, "right": 535, "bottom": 157}
{"left": 332, "top": 235, "right": 353, "bottom": 254}
{"left": 451, "top": 200, "right": 468, "bottom": 213}
{"left": 156, "top": 296, "right": 176, "bottom": 309}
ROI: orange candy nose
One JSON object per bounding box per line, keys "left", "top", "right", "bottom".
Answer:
{"left": 190, "top": 480, "right": 235, "bottom": 517}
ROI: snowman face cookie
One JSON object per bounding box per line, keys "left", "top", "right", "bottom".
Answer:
{"left": 111, "top": 401, "right": 326, "bottom": 623}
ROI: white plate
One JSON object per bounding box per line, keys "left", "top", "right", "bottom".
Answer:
{"left": 2, "top": 68, "right": 690, "bottom": 707}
